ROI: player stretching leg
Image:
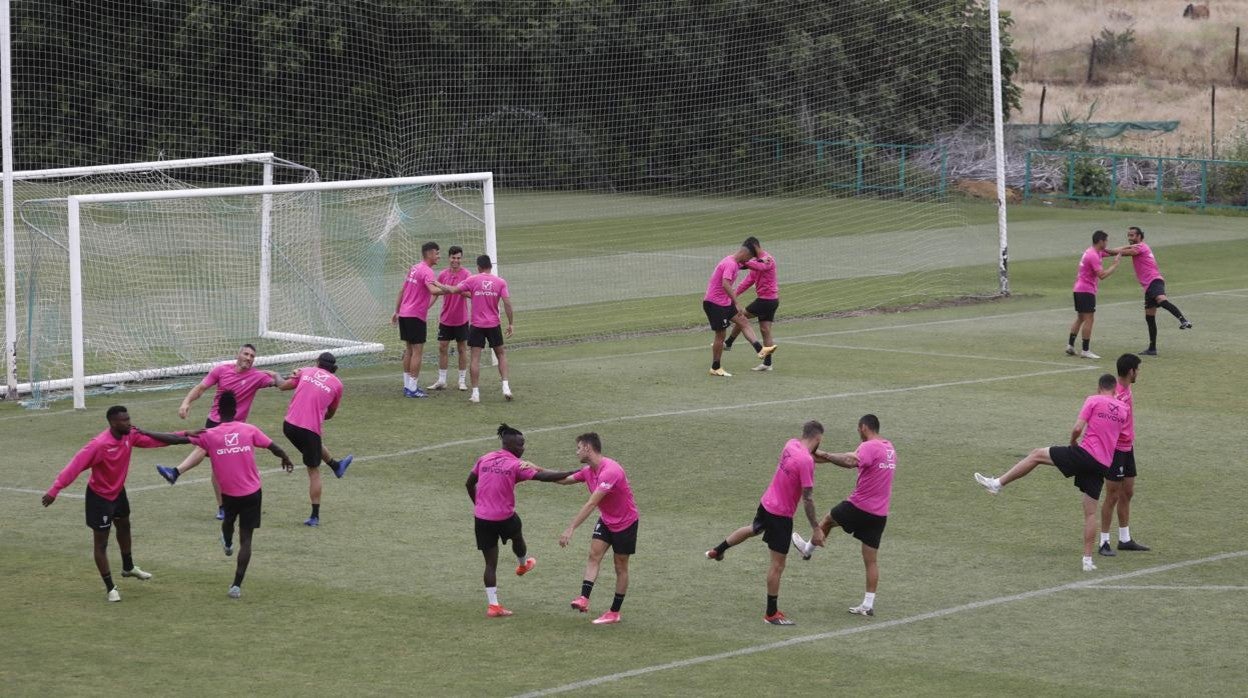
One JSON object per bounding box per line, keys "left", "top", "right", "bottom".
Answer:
{"left": 1108, "top": 227, "right": 1192, "bottom": 356}
{"left": 1066, "top": 230, "right": 1121, "bottom": 360}
{"left": 1099, "top": 353, "right": 1150, "bottom": 556}
{"left": 725, "top": 237, "right": 779, "bottom": 372}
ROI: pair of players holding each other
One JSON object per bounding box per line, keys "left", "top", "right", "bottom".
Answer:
{"left": 1067, "top": 227, "right": 1192, "bottom": 360}
{"left": 467, "top": 425, "right": 638, "bottom": 624}
{"left": 705, "top": 416, "right": 897, "bottom": 624}
{"left": 393, "top": 242, "right": 515, "bottom": 403}
{"left": 705, "top": 237, "right": 778, "bottom": 377}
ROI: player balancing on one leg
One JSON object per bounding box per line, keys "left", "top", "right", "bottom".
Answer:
{"left": 1099, "top": 353, "right": 1150, "bottom": 557}
{"left": 703, "top": 238, "right": 776, "bottom": 377}
{"left": 146, "top": 391, "right": 295, "bottom": 599}
{"left": 531, "top": 432, "right": 639, "bottom": 625}
{"left": 724, "top": 236, "right": 779, "bottom": 372}
{"left": 392, "top": 241, "right": 449, "bottom": 398}
{"left": 276, "top": 352, "right": 353, "bottom": 527}
{"left": 792, "top": 414, "right": 896, "bottom": 617}
{"left": 41, "top": 405, "right": 173, "bottom": 602}
{"left": 975, "top": 373, "right": 1128, "bottom": 572}
{"left": 466, "top": 424, "right": 577, "bottom": 618}
{"left": 438, "top": 254, "right": 515, "bottom": 403}
{"left": 705, "top": 420, "right": 825, "bottom": 625}
{"left": 1108, "top": 226, "right": 1193, "bottom": 356}
{"left": 1066, "top": 230, "right": 1121, "bottom": 360}
{"left": 428, "top": 245, "right": 471, "bottom": 392}
{"left": 176, "top": 343, "right": 280, "bottom": 520}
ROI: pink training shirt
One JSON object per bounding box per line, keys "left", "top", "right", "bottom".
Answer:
{"left": 284, "top": 366, "right": 343, "bottom": 436}
{"left": 736, "top": 251, "right": 779, "bottom": 300}
{"left": 189, "top": 422, "right": 272, "bottom": 497}
{"left": 704, "top": 255, "right": 741, "bottom": 306}
{"left": 201, "top": 363, "right": 277, "bottom": 423}
{"left": 458, "top": 273, "right": 510, "bottom": 329}
{"left": 759, "top": 438, "right": 816, "bottom": 518}
{"left": 1130, "top": 242, "right": 1163, "bottom": 288}
{"left": 1073, "top": 246, "right": 1108, "bottom": 294}
{"left": 570, "top": 457, "right": 639, "bottom": 532}
{"left": 471, "top": 449, "right": 536, "bottom": 521}
{"left": 846, "top": 438, "right": 897, "bottom": 517}
{"left": 47, "top": 428, "right": 170, "bottom": 501}
{"left": 1114, "top": 382, "right": 1134, "bottom": 452}
{"left": 397, "top": 262, "right": 437, "bottom": 320}
{"left": 437, "top": 267, "right": 471, "bottom": 326}
{"left": 1077, "top": 394, "right": 1130, "bottom": 467}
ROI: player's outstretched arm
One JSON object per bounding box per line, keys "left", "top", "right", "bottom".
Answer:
{"left": 267, "top": 443, "right": 295, "bottom": 473}
{"left": 559, "top": 490, "right": 607, "bottom": 547}
{"left": 1097, "top": 253, "right": 1122, "bottom": 280}
{"left": 178, "top": 383, "right": 209, "bottom": 419}
{"left": 814, "top": 449, "right": 858, "bottom": 469}
{"left": 134, "top": 427, "right": 192, "bottom": 446}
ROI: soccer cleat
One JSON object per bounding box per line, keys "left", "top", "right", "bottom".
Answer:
{"left": 848, "top": 604, "right": 875, "bottom": 617}
{"left": 705, "top": 548, "right": 723, "bottom": 561}
{"left": 215, "top": 506, "right": 224, "bottom": 521}
{"left": 303, "top": 516, "right": 320, "bottom": 527}
{"left": 332, "top": 455, "right": 353, "bottom": 479}
{"left": 427, "top": 380, "right": 447, "bottom": 391}
{"left": 468, "top": 393, "right": 480, "bottom": 403}
{"left": 402, "top": 388, "right": 417, "bottom": 398}
{"left": 757, "top": 345, "right": 777, "bottom": 360}
{"left": 458, "top": 382, "right": 468, "bottom": 391}
{"left": 228, "top": 585, "right": 242, "bottom": 599}
{"left": 503, "top": 388, "right": 513, "bottom": 401}
{"left": 1098, "top": 541, "right": 1116, "bottom": 557}
{"left": 751, "top": 364, "right": 773, "bottom": 372}
{"left": 1139, "top": 348, "right": 1158, "bottom": 356}
{"left": 1179, "top": 319, "right": 1193, "bottom": 330}
{"left": 592, "top": 611, "right": 621, "bottom": 625}
{"left": 121, "top": 566, "right": 152, "bottom": 581}
{"left": 1080, "top": 350, "right": 1101, "bottom": 359}
{"left": 1118, "top": 539, "right": 1150, "bottom": 551}
{"left": 708, "top": 367, "right": 732, "bottom": 377}
{"left": 1064, "top": 345, "right": 1076, "bottom": 356}
{"left": 407, "top": 387, "right": 429, "bottom": 399}
{"left": 221, "top": 534, "right": 234, "bottom": 557}
{"left": 570, "top": 595, "right": 590, "bottom": 613}
{"left": 791, "top": 532, "right": 815, "bottom": 560}
{"left": 721, "top": 342, "right": 732, "bottom": 351}
{"left": 516, "top": 557, "right": 536, "bottom": 576}
{"left": 763, "top": 611, "right": 795, "bottom": 625}
{"left": 156, "top": 465, "right": 180, "bottom": 485}
{"left": 1083, "top": 559, "right": 1098, "bottom": 572}
{"left": 107, "top": 588, "right": 121, "bottom": 603}
{"left": 486, "top": 604, "right": 513, "bottom": 618}
{"left": 974, "top": 472, "right": 1001, "bottom": 494}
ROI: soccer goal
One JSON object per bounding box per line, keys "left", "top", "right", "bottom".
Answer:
{"left": 13, "top": 171, "right": 495, "bottom": 409}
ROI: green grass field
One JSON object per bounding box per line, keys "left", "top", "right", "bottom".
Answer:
{"left": 2, "top": 201, "right": 1247, "bottom": 696}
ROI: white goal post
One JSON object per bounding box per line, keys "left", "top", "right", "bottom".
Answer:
{"left": 51, "top": 172, "right": 495, "bottom": 409}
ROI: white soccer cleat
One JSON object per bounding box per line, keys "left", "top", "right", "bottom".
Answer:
{"left": 974, "top": 472, "right": 1001, "bottom": 494}
{"left": 468, "top": 393, "right": 480, "bottom": 404}
{"left": 751, "top": 364, "right": 773, "bottom": 372}
{"left": 458, "top": 382, "right": 468, "bottom": 391}
{"left": 1064, "top": 345, "right": 1076, "bottom": 356}
{"left": 107, "top": 588, "right": 121, "bottom": 602}
{"left": 427, "top": 380, "right": 446, "bottom": 391}
{"left": 848, "top": 604, "right": 875, "bottom": 617}
{"left": 228, "top": 585, "right": 242, "bottom": 599}
{"left": 791, "top": 532, "right": 815, "bottom": 560}
{"left": 1080, "top": 350, "right": 1100, "bottom": 359}
{"left": 1082, "top": 559, "right": 1097, "bottom": 572}
{"left": 121, "top": 566, "right": 152, "bottom": 580}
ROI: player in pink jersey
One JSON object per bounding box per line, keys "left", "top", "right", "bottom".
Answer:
{"left": 703, "top": 238, "right": 775, "bottom": 377}
{"left": 145, "top": 391, "right": 294, "bottom": 599}
{"left": 439, "top": 254, "right": 515, "bottom": 403}
{"left": 276, "top": 352, "right": 353, "bottom": 527}
{"left": 1066, "top": 230, "right": 1121, "bottom": 360}
{"left": 704, "top": 421, "right": 825, "bottom": 626}
{"left": 176, "top": 343, "right": 280, "bottom": 520}
{"left": 1108, "top": 226, "right": 1192, "bottom": 356}
{"left": 427, "top": 245, "right": 472, "bottom": 392}
{"left": 466, "top": 424, "right": 577, "bottom": 618}
{"left": 41, "top": 405, "right": 173, "bottom": 602}
{"left": 975, "top": 373, "right": 1129, "bottom": 572}
{"left": 1099, "top": 353, "right": 1150, "bottom": 556}
{"left": 725, "top": 236, "right": 780, "bottom": 372}
{"left": 392, "top": 241, "right": 449, "bottom": 398}
{"left": 792, "top": 414, "right": 896, "bottom": 617}
{"left": 532, "top": 432, "right": 640, "bottom": 625}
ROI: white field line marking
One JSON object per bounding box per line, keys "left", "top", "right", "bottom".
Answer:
{"left": 783, "top": 340, "right": 1079, "bottom": 367}
{"left": 1083, "top": 584, "right": 1248, "bottom": 591}
{"left": 1207, "top": 291, "right": 1248, "bottom": 299}
{"left": 511, "top": 550, "right": 1248, "bottom": 698}
{"left": 0, "top": 486, "right": 84, "bottom": 499}
{"left": 126, "top": 466, "right": 293, "bottom": 494}
{"left": 0, "top": 395, "right": 184, "bottom": 422}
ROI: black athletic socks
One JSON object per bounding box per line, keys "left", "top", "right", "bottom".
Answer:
{"left": 1146, "top": 315, "right": 1158, "bottom": 348}
{"left": 611, "top": 593, "right": 625, "bottom": 613}
{"left": 102, "top": 573, "right": 115, "bottom": 592}
{"left": 311, "top": 504, "right": 320, "bottom": 518}
{"left": 766, "top": 594, "right": 778, "bottom": 616}
{"left": 1068, "top": 333, "right": 1077, "bottom": 347}
{"left": 1082, "top": 338, "right": 1090, "bottom": 352}
{"left": 581, "top": 579, "right": 595, "bottom": 598}
{"left": 713, "top": 541, "right": 730, "bottom": 558}
{"left": 1159, "top": 300, "right": 1183, "bottom": 319}
{"left": 121, "top": 552, "right": 134, "bottom": 571}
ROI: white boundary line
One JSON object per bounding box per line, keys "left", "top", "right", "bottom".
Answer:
{"left": 1082, "top": 584, "right": 1248, "bottom": 591}
{"left": 0, "top": 486, "right": 83, "bottom": 499}
{"left": 511, "top": 551, "right": 1248, "bottom": 697}
{"left": 783, "top": 340, "right": 1079, "bottom": 367}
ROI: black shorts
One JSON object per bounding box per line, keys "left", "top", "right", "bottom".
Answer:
{"left": 283, "top": 421, "right": 323, "bottom": 468}
{"left": 1049, "top": 444, "right": 1108, "bottom": 499}
{"left": 398, "top": 316, "right": 428, "bottom": 345}
{"left": 475, "top": 513, "right": 522, "bottom": 551}
{"left": 85, "top": 486, "right": 130, "bottom": 530}
{"left": 437, "top": 322, "right": 469, "bottom": 343}
{"left": 1105, "top": 449, "right": 1137, "bottom": 482}
{"left": 746, "top": 298, "right": 780, "bottom": 323}
{"left": 1073, "top": 292, "right": 1096, "bottom": 314}
{"left": 1144, "top": 279, "right": 1167, "bottom": 309}
{"left": 591, "top": 517, "right": 639, "bottom": 556}
{"left": 222, "top": 489, "right": 263, "bottom": 530}
{"left": 468, "top": 324, "right": 504, "bottom": 349}
{"left": 703, "top": 301, "right": 737, "bottom": 332}
{"left": 829, "top": 500, "right": 888, "bottom": 549}
{"left": 750, "top": 504, "right": 794, "bottom": 555}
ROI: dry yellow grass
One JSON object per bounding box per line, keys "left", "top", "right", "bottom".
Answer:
{"left": 1003, "top": 0, "right": 1248, "bottom": 156}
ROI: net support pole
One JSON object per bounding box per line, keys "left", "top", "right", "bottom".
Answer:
{"left": 2, "top": 0, "right": 17, "bottom": 397}
{"left": 67, "top": 197, "right": 86, "bottom": 409}
{"left": 258, "top": 159, "right": 274, "bottom": 335}
{"left": 483, "top": 175, "right": 500, "bottom": 367}
{"left": 989, "top": 0, "right": 1010, "bottom": 296}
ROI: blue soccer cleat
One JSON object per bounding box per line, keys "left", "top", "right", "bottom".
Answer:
{"left": 333, "top": 455, "right": 353, "bottom": 479}
{"left": 303, "top": 516, "right": 319, "bottom": 527}
{"left": 156, "top": 465, "right": 179, "bottom": 485}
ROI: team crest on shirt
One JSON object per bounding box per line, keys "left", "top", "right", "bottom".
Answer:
{"left": 481, "top": 280, "right": 494, "bottom": 291}
{"left": 224, "top": 433, "right": 239, "bottom": 447}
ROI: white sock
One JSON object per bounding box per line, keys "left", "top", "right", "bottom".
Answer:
{"left": 1119, "top": 526, "right": 1131, "bottom": 543}
{"left": 459, "top": 370, "right": 467, "bottom": 384}
{"left": 471, "top": 387, "right": 480, "bottom": 398}
{"left": 486, "top": 586, "right": 498, "bottom": 605}
{"left": 437, "top": 369, "right": 447, "bottom": 382}
{"left": 501, "top": 380, "right": 511, "bottom": 393}
{"left": 862, "top": 592, "right": 876, "bottom": 608}
{"left": 403, "top": 374, "right": 413, "bottom": 390}
{"left": 1083, "top": 555, "right": 1094, "bottom": 566}
{"left": 1100, "top": 532, "right": 1111, "bottom": 545}
{"left": 412, "top": 376, "right": 420, "bottom": 389}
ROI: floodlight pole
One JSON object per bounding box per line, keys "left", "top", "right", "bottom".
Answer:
{"left": 990, "top": 0, "right": 1010, "bottom": 296}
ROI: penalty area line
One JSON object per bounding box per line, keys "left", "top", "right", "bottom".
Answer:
{"left": 511, "top": 551, "right": 1248, "bottom": 697}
